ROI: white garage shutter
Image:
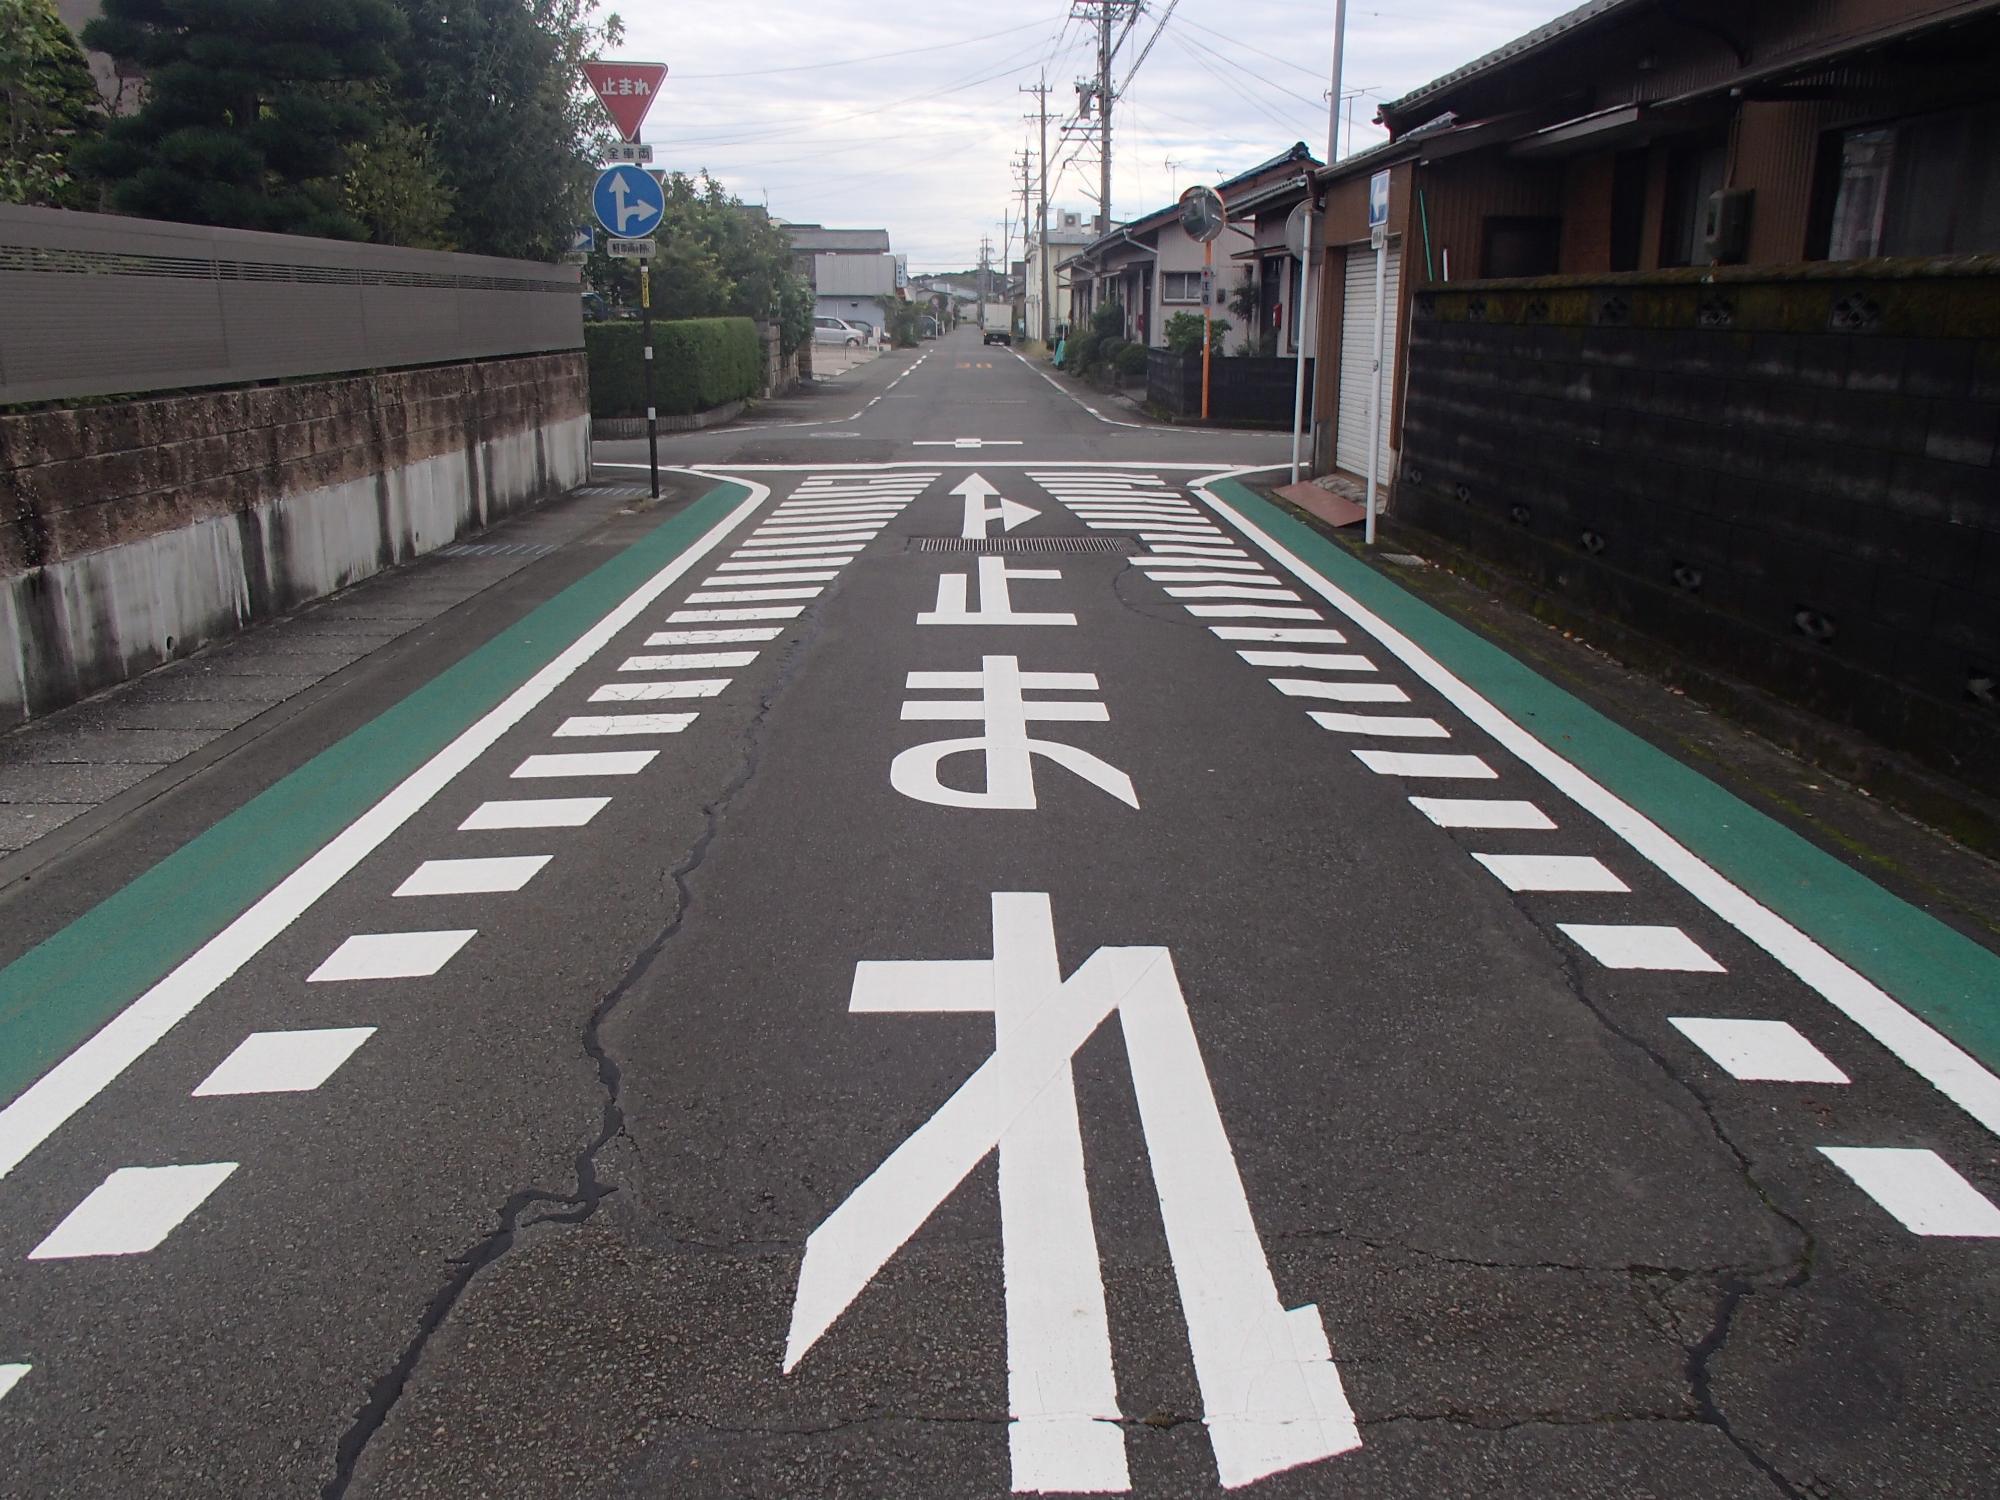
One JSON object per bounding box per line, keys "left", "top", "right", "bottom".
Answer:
{"left": 1335, "top": 237, "right": 1400, "bottom": 484}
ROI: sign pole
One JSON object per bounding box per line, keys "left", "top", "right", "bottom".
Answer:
{"left": 642, "top": 263, "right": 659, "bottom": 499}
{"left": 1201, "top": 237, "right": 1213, "bottom": 422}
{"left": 1365, "top": 233, "right": 1385, "bottom": 546}
{"left": 1288, "top": 201, "right": 1315, "bottom": 485}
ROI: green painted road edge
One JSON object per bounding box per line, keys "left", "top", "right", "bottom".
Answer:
{"left": 0, "top": 482, "right": 750, "bottom": 1107}
{"left": 1213, "top": 477, "right": 2000, "bottom": 1066}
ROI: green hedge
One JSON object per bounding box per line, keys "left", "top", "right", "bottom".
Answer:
{"left": 584, "top": 317, "right": 761, "bottom": 418}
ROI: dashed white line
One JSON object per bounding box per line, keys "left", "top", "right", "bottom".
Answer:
{"left": 1820, "top": 1148, "right": 2000, "bottom": 1236}
{"left": 1310, "top": 711, "right": 1450, "bottom": 738}
{"left": 646, "top": 627, "right": 784, "bottom": 645}
{"left": 589, "top": 680, "right": 730, "bottom": 702}
{"left": 192, "top": 1028, "right": 377, "bottom": 1096}
{"left": 620, "top": 651, "right": 759, "bottom": 671}
{"left": 1241, "top": 651, "right": 1377, "bottom": 671}
{"left": 1212, "top": 626, "right": 1349, "bottom": 644}
{"left": 1353, "top": 750, "right": 1498, "bottom": 779}
{"left": 1271, "top": 678, "right": 1405, "bottom": 701}
{"left": 554, "top": 713, "right": 698, "bottom": 737}
{"left": 1185, "top": 604, "right": 1324, "bottom": 621}
{"left": 1471, "top": 853, "right": 1629, "bottom": 893}
{"left": 1556, "top": 924, "right": 1724, "bottom": 972}
{"left": 0, "top": 1366, "right": 28, "bottom": 1404}
{"left": 1165, "top": 585, "right": 1302, "bottom": 602}
{"left": 460, "top": 797, "right": 610, "bottom": 830}
{"left": 665, "top": 606, "right": 807, "bottom": 623}
{"left": 309, "top": 930, "right": 477, "bottom": 981}
{"left": 29, "top": 1163, "right": 240, "bottom": 1259}
{"left": 512, "top": 751, "right": 659, "bottom": 778}
{"left": 1669, "top": 1019, "right": 1850, "bottom": 1084}
{"left": 394, "top": 856, "right": 551, "bottom": 896}
{"left": 1407, "top": 798, "right": 1556, "bottom": 830}
{"left": 685, "top": 587, "right": 823, "bottom": 604}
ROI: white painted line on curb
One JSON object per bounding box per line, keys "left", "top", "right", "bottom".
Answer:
{"left": 1408, "top": 798, "right": 1556, "bottom": 830}
{"left": 29, "top": 1163, "right": 239, "bottom": 1259}
{"left": 460, "top": 797, "right": 610, "bottom": 830}
{"left": 192, "top": 1028, "right": 376, "bottom": 1096}
{"left": 1820, "top": 1147, "right": 2000, "bottom": 1236}
{"left": 1557, "top": 924, "right": 1724, "bottom": 972}
{"left": 0, "top": 479, "right": 768, "bottom": 1184}
{"left": 1472, "top": 853, "right": 1629, "bottom": 893}
{"left": 394, "top": 856, "right": 551, "bottom": 897}
{"left": 309, "top": 930, "right": 477, "bottom": 982}
{"left": 1669, "top": 1018, "right": 1850, "bottom": 1084}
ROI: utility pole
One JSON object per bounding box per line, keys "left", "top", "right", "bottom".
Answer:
{"left": 1072, "top": 1, "right": 1138, "bottom": 234}
{"left": 1022, "top": 79, "right": 1052, "bottom": 343}
{"left": 1326, "top": 0, "right": 1347, "bottom": 165}
{"left": 1016, "top": 147, "right": 1034, "bottom": 336}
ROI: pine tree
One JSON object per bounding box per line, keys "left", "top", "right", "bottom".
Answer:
{"left": 0, "top": 0, "right": 103, "bottom": 208}
{"left": 76, "top": 0, "right": 405, "bottom": 239}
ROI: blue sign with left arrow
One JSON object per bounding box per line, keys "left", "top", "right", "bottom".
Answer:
{"left": 592, "top": 165, "right": 665, "bottom": 239}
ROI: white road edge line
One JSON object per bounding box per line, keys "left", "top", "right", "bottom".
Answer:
{"left": 1194, "top": 480, "right": 2000, "bottom": 1139}
{"left": 0, "top": 477, "right": 770, "bottom": 1183}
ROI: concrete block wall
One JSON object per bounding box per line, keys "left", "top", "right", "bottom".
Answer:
{"left": 1395, "top": 258, "right": 2000, "bottom": 795}
{"left": 0, "top": 352, "right": 589, "bottom": 721}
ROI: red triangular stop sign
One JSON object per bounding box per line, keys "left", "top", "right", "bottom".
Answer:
{"left": 582, "top": 60, "right": 669, "bottom": 142}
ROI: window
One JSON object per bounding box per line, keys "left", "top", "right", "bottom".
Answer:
{"left": 1481, "top": 216, "right": 1562, "bottom": 279}
{"left": 1161, "top": 270, "right": 1202, "bottom": 303}
{"left": 1820, "top": 104, "right": 2000, "bottom": 260}
{"left": 1660, "top": 140, "right": 1727, "bottom": 268}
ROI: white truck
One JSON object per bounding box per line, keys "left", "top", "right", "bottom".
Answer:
{"left": 981, "top": 303, "right": 1014, "bottom": 346}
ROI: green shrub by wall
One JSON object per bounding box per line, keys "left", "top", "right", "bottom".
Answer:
{"left": 584, "top": 317, "right": 761, "bottom": 418}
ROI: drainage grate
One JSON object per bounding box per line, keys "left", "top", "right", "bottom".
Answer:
{"left": 910, "top": 536, "right": 1133, "bottom": 554}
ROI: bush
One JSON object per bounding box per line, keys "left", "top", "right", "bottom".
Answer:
{"left": 1065, "top": 330, "right": 1101, "bottom": 374}
{"left": 1115, "top": 343, "right": 1149, "bottom": 379}
{"left": 1163, "top": 311, "right": 1230, "bottom": 356}
{"left": 585, "top": 317, "right": 761, "bottom": 418}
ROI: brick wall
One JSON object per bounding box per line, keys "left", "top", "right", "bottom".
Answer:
{"left": 0, "top": 352, "right": 587, "bottom": 576}
{"left": 1396, "top": 258, "right": 2000, "bottom": 794}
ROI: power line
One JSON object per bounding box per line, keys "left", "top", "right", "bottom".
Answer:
{"left": 1173, "top": 13, "right": 1332, "bottom": 87}
{"left": 1117, "top": 0, "right": 1182, "bottom": 95}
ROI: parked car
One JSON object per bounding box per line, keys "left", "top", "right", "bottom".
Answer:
{"left": 919, "top": 316, "right": 940, "bottom": 339}
{"left": 581, "top": 291, "right": 609, "bottom": 322}
{"left": 813, "top": 316, "right": 864, "bottom": 348}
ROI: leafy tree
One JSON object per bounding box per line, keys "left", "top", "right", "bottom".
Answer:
{"left": 1164, "top": 310, "right": 1230, "bottom": 357}
{"left": 341, "top": 115, "right": 454, "bottom": 247}
{"left": 76, "top": 0, "right": 406, "bottom": 238}
{"left": 0, "top": 0, "right": 103, "bottom": 208}
{"left": 388, "top": 0, "right": 621, "bottom": 261}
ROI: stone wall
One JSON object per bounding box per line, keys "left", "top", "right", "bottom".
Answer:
{"left": 1395, "top": 257, "right": 2000, "bottom": 795}
{"left": 1, "top": 352, "right": 589, "bottom": 720}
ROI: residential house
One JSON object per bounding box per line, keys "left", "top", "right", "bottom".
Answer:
{"left": 781, "top": 223, "right": 900, "bottom": 329}
{"left": 1026, "top": 208, "right": 1098, "bottom": 342}
{"left": 1067, "top": 144, "right": 1321, "bottom": 352}
{"left": 1283, "top": 0, "right": 2000, "bottom": 482}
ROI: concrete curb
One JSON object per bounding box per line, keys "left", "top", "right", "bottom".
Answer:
{"left": 591, "top": 400, "right": 745, "bottom": 439}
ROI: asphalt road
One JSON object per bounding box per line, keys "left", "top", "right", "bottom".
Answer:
{"left": 2, "top": 326, "right": 1997, "bottom": 1499}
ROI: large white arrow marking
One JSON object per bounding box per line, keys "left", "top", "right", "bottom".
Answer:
{"left": 954, "top": 473, "right": 1041, "bottom": 538}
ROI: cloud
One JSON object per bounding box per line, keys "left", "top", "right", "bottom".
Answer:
{"left": 613, "top": 0, "right": 1574, "bottom": 270}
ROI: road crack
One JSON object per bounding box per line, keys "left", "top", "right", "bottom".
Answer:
{"left": 321, "top": 570, "right": 831, "bottom": 1499}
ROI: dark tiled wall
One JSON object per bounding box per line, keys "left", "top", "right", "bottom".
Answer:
{"left": 1397, "top": 266, "right": 2000, "bottom": 793}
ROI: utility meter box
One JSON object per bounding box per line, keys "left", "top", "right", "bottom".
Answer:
{"left": 1703, "top": 188, "right": 1753, "bottom": 264}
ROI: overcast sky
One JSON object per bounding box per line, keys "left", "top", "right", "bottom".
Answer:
{"left": 615, "top": 0, "right": 1575, "bottom": 271}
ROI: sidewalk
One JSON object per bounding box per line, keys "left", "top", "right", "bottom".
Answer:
{"left": 0, "top": 481, "right": 657, "bottom": 876}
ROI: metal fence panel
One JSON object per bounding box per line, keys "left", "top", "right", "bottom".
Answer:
{"left": 0, "top": 204, "right": 582, "bottom": 405}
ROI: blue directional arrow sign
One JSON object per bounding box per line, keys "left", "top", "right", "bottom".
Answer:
{"left": 592, "top": 165, "right": 665, "bottom": 239}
